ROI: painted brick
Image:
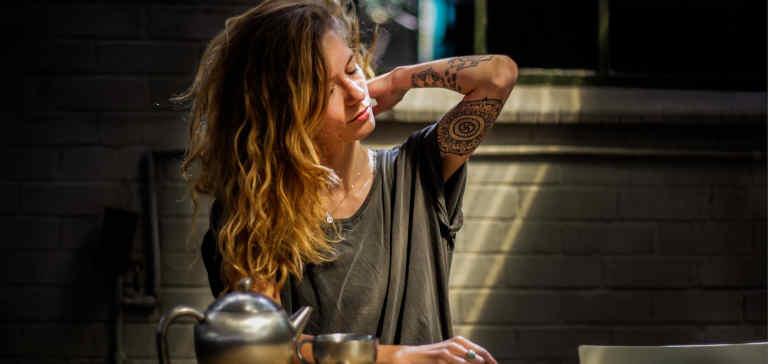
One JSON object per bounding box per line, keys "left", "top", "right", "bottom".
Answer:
{"left": 124, "top": 322, "right": 195, "bottom": 358}
{"left": 0, "top": 323, "right": 109, "bottom": 356}
{"left": 744, "top": 292, "right": 766, "bottom": 323}
{"left": 0, "top": 285, "right": 71, "bottom": 322}
{"left": 126, "top": 287, "right": 213, "bottom": 324}
{"left": 559, "top": 161, "right": 631, "bottom": 185}
{"left": 43, "top": 4, "right": 145, "bottom": 38}
{"left": 0, "top": 216, "right": 59, "bottom": 249}
{"left": 613, "top": 325, "right": 765, "bottom": 346}
{"left": 755, "top": 222, "right": 767, "bottom": 258}
{"left": 25, "top": 77, "right": 149, "bottom": 113}
{"left": 2, "top": 251, "right": 74, "bottom": 283}
{"left": 159, "top": 185, "right": 212, "bottom": 217}
{"left": 658, "top": 222, "right": 753, "bottom": 255}
{"left": 467, "top": 160, "right": 560, "bottom": 185}
{"left": 24, "top": 76, "right": 57, "bottom": 113}
{"left": 100, "top": 112, "right": 188, "bottom": 149}
{"left": 159, "top": 287, "right": 216, "bottom": 315}
{"left": 709, "top": 187, "right": 766, "bottom": 220}
{"left": 518, "top": 187, "right": 617, "bottom": 219}
{"left": 450, "top": 255, "right": 601, "bottom": 288}
{"left": 1, "top": 282, "right": 110, "bottom": 323}
{"left": 754, "top": 162, "right": 767, "bottom": 185}
{"left": 699, "top": 257, "right": 764, "bottom": 287}
{"left": 463, "top": 186, "right": 518, "bottom": 218}
{"left": 454, "top": 325, "right": 518, "bottom": 359}
{"left": 561, "top": 222, "right": 654, "bottom": 255}
{"left": 628, "top": 162, "right": 757, "bottom": 186}
{"left": 1, "top": 250, "right": 106, "bottom": 284}
{"left": 455, "top": 220, "right": 562, "bottom": 253}
{"left": 149, "top": 6, "right": 245, "bottom": 40}
{"left": 160, "top": 217, "right": 209, "bottom": 254}
{"left": 21, "top": 182, "right": 140, "bottom": 215}
{"left": 59, "top": 216, "right": 101, "bottom": 250}
{"left": 652, "top": 292, "right": 742, "bottom": 323}
{"left": 94, "top": 42, "right": 201, "bottom": 74}
{"left": 162, "top": 253, "right": 209, "bottom": 287}
{"left": 27, "top": 40, "right": 94, "bottom": 73}
{"left": 454, "top": 291, "right": 560, "bottom": 324}
{"left": 6, "top": 114, "right": 102, "bottom": 146}
{"left": 515, "top": 328, "right": 611, "bottom": 359}
{"left": 52, "top": 77, "right": 151, "bottom": 112}
{"left": 604, "top": 257, "right": 696, "bottom": 288}
{"left": 0, "top": 183, "right": 20, "bottom": 213}
{"left": 58, "top": 146, "right": 146, "bottom": 180}
{"left": 619, "top": 187, "right": 709, "bottom": 220}
{"left": 0, "top": 148, "right": 58, "bottom": 180}
{"left": 449, "top": 291, "right": 461, "bottom": 321}
{"left": 562, "top": 292, "right": 652, "bottom": 323}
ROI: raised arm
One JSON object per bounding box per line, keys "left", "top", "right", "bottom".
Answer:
{"left": 368, "top": 55, "right": 518, "bottom": 180}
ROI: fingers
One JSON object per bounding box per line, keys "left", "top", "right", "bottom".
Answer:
{"left": 366, "top": 74, "right": 388, "bottom": 98}
{"left": 430, "top": 347, "right": 470, "bottom": 364}
{"left": 451, "top": 336, "right": 497, "bottom": 364}
{"left": 371, "top": 98, "right": 391, "bottom": 116}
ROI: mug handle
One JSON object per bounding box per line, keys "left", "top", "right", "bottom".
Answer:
{"left": 296, "top": 337, "right": 315, "bottom": 364}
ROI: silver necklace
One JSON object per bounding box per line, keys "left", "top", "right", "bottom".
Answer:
{"left": 325, "top": 149, "right": 376, "bottom": 224}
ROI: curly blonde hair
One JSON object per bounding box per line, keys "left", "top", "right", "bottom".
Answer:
{"left": 174, "top": 0, "right": 375, "bottom": 294}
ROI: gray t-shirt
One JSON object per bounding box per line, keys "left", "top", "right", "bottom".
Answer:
{"left": 202, "top": 123, "right": 467, "bottom": 345}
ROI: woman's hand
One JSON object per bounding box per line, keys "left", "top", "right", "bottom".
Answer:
{"left": 380, "top": 336, "right": 497, "bottom": 364}
{"left": 367, "top": 67, "right": 409, "bottom": 116}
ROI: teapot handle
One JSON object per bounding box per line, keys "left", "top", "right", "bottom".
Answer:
{"left": 296, "top": 337, "right": 315, "bottom": 364}
{"left": 156, "top": 305, "right": 205, "bottom": 364}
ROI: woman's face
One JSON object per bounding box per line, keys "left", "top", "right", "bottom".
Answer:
{"left": 316, "top": 30, "right": 375, "bottom": 149}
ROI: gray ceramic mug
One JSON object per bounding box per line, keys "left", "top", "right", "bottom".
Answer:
{"left": 297, "top": 333, "right": 378, "bottom": 364}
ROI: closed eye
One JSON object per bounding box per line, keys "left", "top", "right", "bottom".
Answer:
{"left": 345, "top": 64, "right": 359, "bottom": 75}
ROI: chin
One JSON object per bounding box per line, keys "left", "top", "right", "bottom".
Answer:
{"left": 358, "top": 115, "right": 376, "bottom": 139}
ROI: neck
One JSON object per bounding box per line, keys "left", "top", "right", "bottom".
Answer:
{"left": 321, "top": 140, "right": 368, "bottom": 191}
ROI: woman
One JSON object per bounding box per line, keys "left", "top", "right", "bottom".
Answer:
{"left": 178, "top": 1, "right": 517, "bottom": 363}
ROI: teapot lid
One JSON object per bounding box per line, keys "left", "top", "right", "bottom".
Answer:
{"left": 206, "top": 278, "right": 282, "bottom": 315}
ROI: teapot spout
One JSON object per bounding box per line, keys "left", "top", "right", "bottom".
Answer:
{"left": 289, "top": 306, "right": 313, "bottom": 339}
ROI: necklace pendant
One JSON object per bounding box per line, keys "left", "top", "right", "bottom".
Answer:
{"left": 326, "top": 213, "right": 333, "bottom": 224}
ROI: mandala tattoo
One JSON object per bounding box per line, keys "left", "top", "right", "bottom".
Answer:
{"left": 411, "top": 55, "right": 494, "bottom": 93}
{"left": 437, "top": 97, "right": 502, "bottom": 155}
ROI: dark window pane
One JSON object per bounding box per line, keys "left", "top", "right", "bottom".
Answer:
{"left": 611, "top": 0, "right": 767, "bottom": 79}
{"left": 486, "top": 0, "right": 599, "bottom": 69}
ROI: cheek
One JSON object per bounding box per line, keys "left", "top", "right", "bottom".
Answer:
{"left": 324, "top": 95, "right": 346, "bottom": 123}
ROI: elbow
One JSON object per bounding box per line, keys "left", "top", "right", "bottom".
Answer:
{"left": 490, "top": 55, "right": 518, "bottom": 93}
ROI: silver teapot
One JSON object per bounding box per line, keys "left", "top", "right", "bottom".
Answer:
{"left": 156, "top": 278, "right": 313, "bottom": 364}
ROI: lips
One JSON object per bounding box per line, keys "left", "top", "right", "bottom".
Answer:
{"left": 348, "top": 97, "right": 372, "bottom": 123}
{"left": 348, "top": 107, "right": 371, "bottom": 123}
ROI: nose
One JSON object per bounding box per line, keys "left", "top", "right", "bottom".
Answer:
{"left": 342, "top": 77, "right": 366, "bottom": 105}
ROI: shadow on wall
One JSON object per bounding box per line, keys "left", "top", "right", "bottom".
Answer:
{"left": 451, "top": 153, "right": 767, "bottom": 362}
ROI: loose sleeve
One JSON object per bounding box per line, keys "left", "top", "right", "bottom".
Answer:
{"left": 400, "top": 123, "right": 468, "bottom": 245}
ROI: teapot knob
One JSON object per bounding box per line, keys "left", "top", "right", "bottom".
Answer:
{"left": 236, "top": 277, "right": 253, "bottom": 292}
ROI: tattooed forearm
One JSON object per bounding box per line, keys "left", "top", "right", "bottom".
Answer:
{"left": 437, "top": 97, "right": 502, "bottom": 155}
{"left": 411, "top": 55, "right": 494, "bottom": 93}
{"left": 447, "top": 55, "right": 494, "bottom": 72}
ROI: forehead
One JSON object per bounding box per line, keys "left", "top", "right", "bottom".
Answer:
{"left": 321, "top": 30, "right": 353, "bottom": 74}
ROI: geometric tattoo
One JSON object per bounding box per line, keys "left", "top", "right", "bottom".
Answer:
{"left": 411, "top": 55, "right": 494, "bottom": 93}
{"left": 436, "top": 97, "right": 502, "bottom": 155}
